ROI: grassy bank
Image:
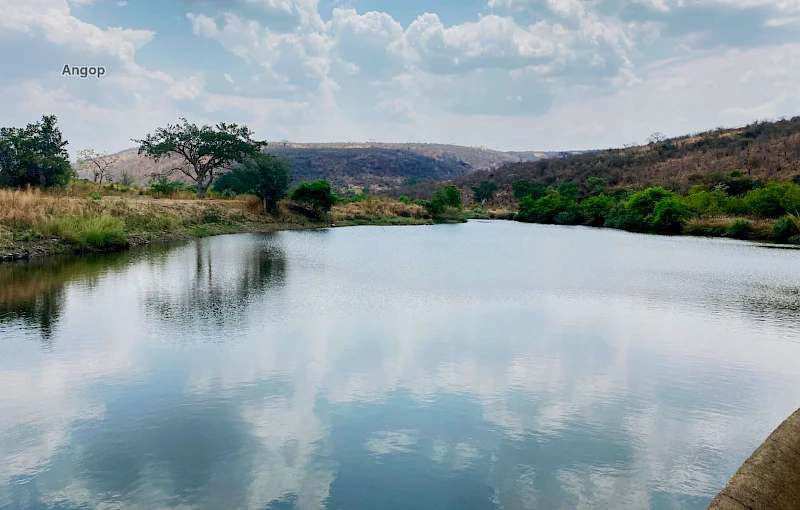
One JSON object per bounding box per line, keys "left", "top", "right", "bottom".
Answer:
{"left": 0, "top": 188, "right": 447, "bottom": 262}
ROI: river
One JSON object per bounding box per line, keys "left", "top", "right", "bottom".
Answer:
{"left": 1, "top": 221, "right": 800, "bottom": 509}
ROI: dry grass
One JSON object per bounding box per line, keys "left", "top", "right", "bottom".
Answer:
{"left": 0, "top": 188, "right": 306, "bottom": 252}
{"left": 331, "top": 198, "right": 430, "bottom": 222}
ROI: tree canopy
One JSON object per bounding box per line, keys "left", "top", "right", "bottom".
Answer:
{"left": 133, "top": 118, "right": 267, "bottom": 198}
{"left": 471, "top": 180, "right": 498, "bottom": 204}
{"left": 290, "top": 179, "right": 337, "bottom": 218}
{"left": 0, "top": 115, "right": 73, "bottom": 189}
{"left": 215, "top": 153, "right": 292, "bottom": 213}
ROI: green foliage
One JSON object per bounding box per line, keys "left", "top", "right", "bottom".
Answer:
{"left": 290, "top": 179, "right": 337, "bottom": 218}
{"left": 149, "top": 176, "right": 184, "bottom": 196}
{"left": 684, "top": 188, "right": 726, "bottom": 217}
{"left": 36, "top": 216, "right": 128, "bottom": 252}
{"left": 517, "top": 190, "right": 574, "bottom": 224}
{"left": 89, "top": 191, "right": 102, "bottom": 201}
{"left": 558, "top": 182, "right": 579, "bottom": 201}
{"left": 0, "top": 115, "right": 74, "bottom": 189}
{"left": 398, "top": 195, "right": 411, "bottom": 204}
{"left": 215, "top": 153, "right": 292, "bottom": 213}
{"left": 134, "top": 118, "right": 267, "bottom": 198}
{"left": 729, "top": 170, "right": 743, "bottom": 178}
{"left": 773, "top": 215, "right": 800, "bottom": 242}
{"left": 580, "top": 194, "right": 616, "bottom": 226}
{"left": 626, "top": 187, "right": 673, "bottom": 218}
{"left": 471, "top": 180, "right": 498, "bottom": 203}
{"left": 726, "top": 219, "right": 753, "bottom": 239}
{"left": 648, "top": 197, "right": 691, "bottom": 234}
{"left": 584, "top": 176, "right": 608, "bottom": 197}
{"left": 402, "top": 177, "right": 421, "bottom": 186}
{"left": 512, "top": 180, "right": 546, "bottom": 200}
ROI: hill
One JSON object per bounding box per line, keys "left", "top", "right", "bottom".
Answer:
{"left": 386, "top": 117, "right": 800, "bottom": 207}
{"left": 96, "top": 142, "right": 560, "bottom": 191}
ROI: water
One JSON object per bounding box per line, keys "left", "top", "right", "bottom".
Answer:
{"left": 1, "top": 221, "right": 800, "bottom": 510}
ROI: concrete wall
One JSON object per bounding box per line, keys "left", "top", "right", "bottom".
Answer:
{"left": 707, "top": 408, "right": 800, "bottom": 510}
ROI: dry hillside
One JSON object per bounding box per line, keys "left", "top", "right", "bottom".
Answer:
{"left": 387, "top": 117, "right": 800, "bottom": 207}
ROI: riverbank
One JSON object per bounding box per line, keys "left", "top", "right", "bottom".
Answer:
{"left": 0, "top": 189, "right": 436, "bottom": 263}
{"left": 708, "top": 408, "right": 800, "bottom": 510}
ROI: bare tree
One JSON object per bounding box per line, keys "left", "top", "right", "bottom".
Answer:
{"left": 77, "top": 149, "right": 118, "bottom": 188}
{"left": 648, "top": 132, "right": 667, "bottom": 144}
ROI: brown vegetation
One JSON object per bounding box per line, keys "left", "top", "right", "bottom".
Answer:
{"left": 388, "top": 117, "right": 800, "bottom": 208}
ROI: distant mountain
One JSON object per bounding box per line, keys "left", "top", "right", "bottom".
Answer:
{"left": 97, "top": 142, "right": 551, "bottom": 191}
{"left": 385, "top": 117, "right": 800, "bottom": 207}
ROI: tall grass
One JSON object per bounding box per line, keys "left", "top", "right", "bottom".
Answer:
{"left": 36, "top": 216, "right": 128, "bottom": 251}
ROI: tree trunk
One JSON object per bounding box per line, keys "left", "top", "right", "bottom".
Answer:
{"left": 198, "top": 182, "right": 207, "bottom": 199}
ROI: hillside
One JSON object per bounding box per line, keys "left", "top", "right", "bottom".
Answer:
{"left": 387, "top": 117, "right": 800, "bottom": 207}
{"left": 96, "top": 142, "right": 559, "bottom": 191}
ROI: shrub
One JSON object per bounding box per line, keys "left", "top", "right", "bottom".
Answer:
{"left": 580, "top": 194, "right": 616, "bottom": 226}
{"left": 726, "top": 219, "right": 754, "bottom": 239}
{"left": 648, "top": 197, "right": 691, "bottom": 234}
{"left": 150, "top": 176, "right": 184, "bottom": 196}
{"left": 744, "top": 185, "right": 785, "bottom": 218}
{"left": 290, "top": 179, "right": 337, "bottom": 218}
{"left": 89, "top": 191, "right": 102, "bottom": 201}
{"left": 773, "top": 215, "right": 800, "bottom": 242}
{"left": 398, "top": 195, "right": 411, "bottom": 204}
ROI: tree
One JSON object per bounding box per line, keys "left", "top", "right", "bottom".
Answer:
{"left": 512, "top": 180, "right": 546, "bottom": 200}
{"left": 77, "top": 149, "right": 117, "bottom": 188}
{"left": 648, "top": 132, "right": 667, "bottom": 144}
{"left": 0, "top": 115, "right": 73, "bottom": 188}
{"left": 119, "top": 171, "right": 137, "bottom": 186}
{"left": 215, "top": 153, "right": 292, "bottom": 213}
{"left": 290, "top": 179, "right": 337, "bottom": 218}
{"left": 133, "top": 118, "right": 267, "bottom": 198}
{"left": 471, "top": 180, "right": 498, "bottom": 204}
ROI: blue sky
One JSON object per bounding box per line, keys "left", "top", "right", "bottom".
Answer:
{"left": 2, "top": 0, "right": 800, "bottom": 155}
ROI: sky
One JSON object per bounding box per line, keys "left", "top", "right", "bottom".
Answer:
{"left": 1, "top": 0, "right": 800, "bottom": 155}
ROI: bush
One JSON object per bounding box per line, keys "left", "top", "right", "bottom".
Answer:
{"left": 726, "top": 219, "right": 754, "bottom": 239}
{"left": 744, "top": 185, "right": 785, "bottom": 218}
{"left": 150, "top": 176, "right": 184, "bottom": 196}
{"left": 89, "top": 191, "right": 102, "bottom": 201}
{"left": 580, "top": 194, "right": 616, "bottom": 226}
{"left": 398, "top": 195, "right": 411, "bottom": 204}
{"left": 647, "top": 197, "right": 691, "bottom": 234}
{"left": 773, "top": 215, "right": 800, "bottom": 242}
{"left": 471, "top": 180, "right": 498, "bottom": 203}
{"left": 290, "top": 179, "right": 337, "bottom": 218}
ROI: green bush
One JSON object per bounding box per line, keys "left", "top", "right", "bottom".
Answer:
{"left": 150, "top": 176, "right": 184, "bottom": 196}
{"left": 580, "top": 194, "right": 616, "bottom": 226}
{"left": 726, "top": 219, "right": 753, "bottom": 239}
{"left": 89, "top": 191, "right": 102, "bottom": 201}
{"left": 647, "top": 197, "right": 691, "bottom": 234}
{"left": 398, "top": 195, "right": 411, "bottom": 204}
{"left": 290, "top": 179, "right": 337, "bottom": 218}
{"left": 773, "top": 216, "right": 800, "bottom": 242}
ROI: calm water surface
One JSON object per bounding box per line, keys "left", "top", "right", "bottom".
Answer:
{"left": 2, "top": 221, "right": 800, "bottom": 509}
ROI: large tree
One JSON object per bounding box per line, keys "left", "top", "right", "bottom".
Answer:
{"left": 290, "top": 179, "right": 337, "bottom": 218}
{"left": 133, "top": 118, "right": 267, "bottom": 198}
{"left": 0, "top": 115, "right": 73, "bottom": 189}
{"left": 214, "top": 153, "right": 292, "bottom": 213}
{"left": 471, "top": 180, "right": 498, "bottom": 204}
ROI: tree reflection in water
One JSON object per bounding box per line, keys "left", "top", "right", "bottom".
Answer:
{"left": 142, "top": 234, "right": 287, "bottom": 331}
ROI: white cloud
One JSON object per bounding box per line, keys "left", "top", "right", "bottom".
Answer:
{"left": 1, "top": 0, "right": 154, "bottom": 68}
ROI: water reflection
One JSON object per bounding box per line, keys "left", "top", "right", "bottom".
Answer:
{"left": 142, "top": 234, "right": 287, "bottom": 330}
{"left": 1, "top": 223, "right": 800, "bottom": 510}
{"left": 0, "top": 253, "right": 132, "bottom": 341}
